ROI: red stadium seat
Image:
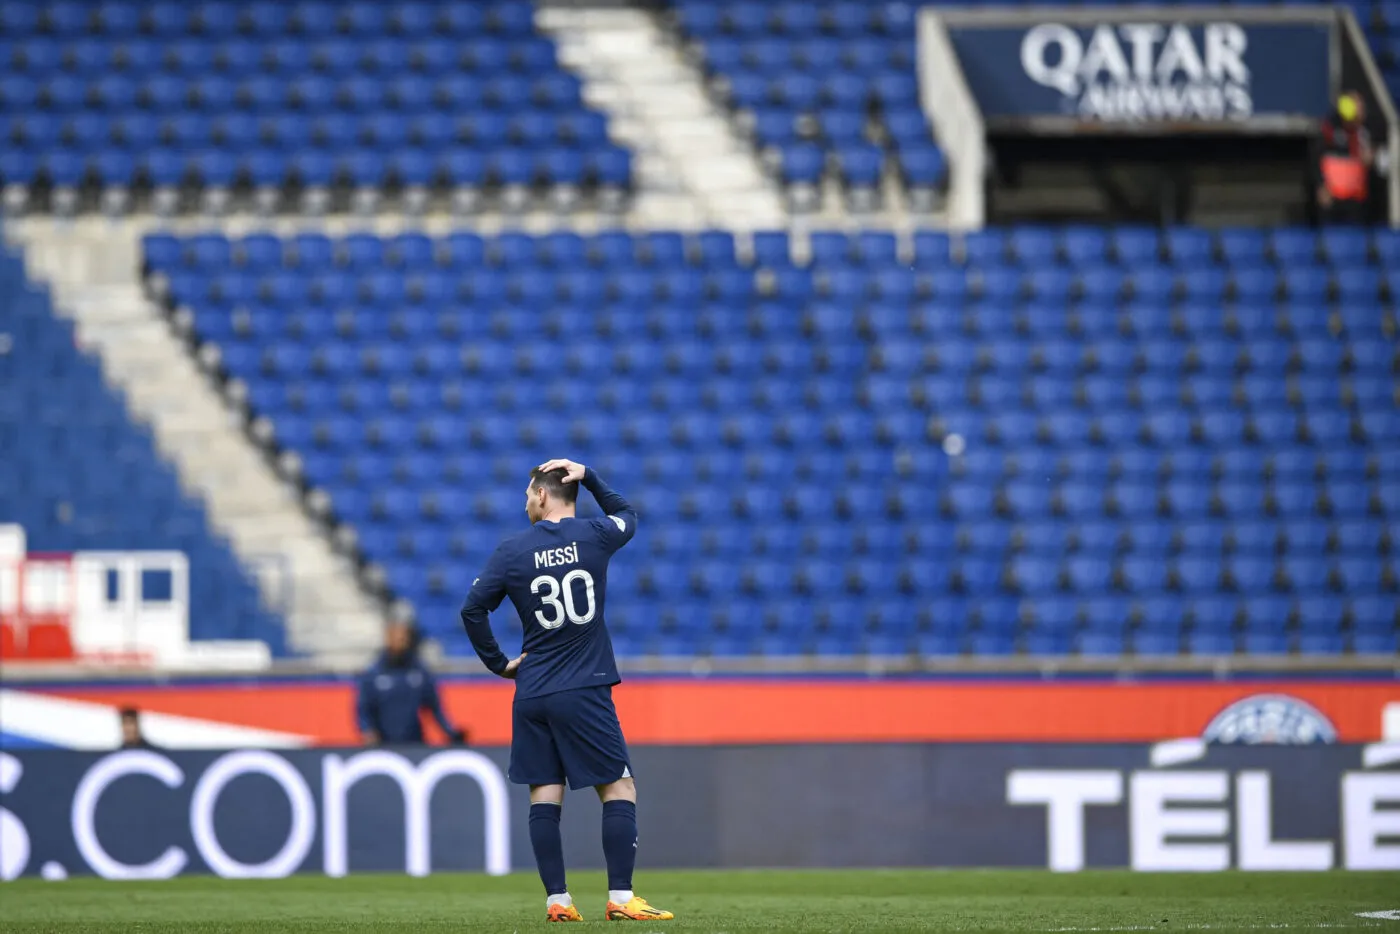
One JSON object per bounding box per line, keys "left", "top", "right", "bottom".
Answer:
{"left": 25, "top": 622, "right": 76, "bottom": 660}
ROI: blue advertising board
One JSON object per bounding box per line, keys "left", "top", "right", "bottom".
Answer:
{"left": 2, "top": 743, "right": 1397, "bottom": 879}
{"left": 945, "top": 18, "right": 1334, "bottom": 127}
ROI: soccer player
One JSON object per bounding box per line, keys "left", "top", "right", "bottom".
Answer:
{"left": 460, "top": 458, "right": 673, "bottom": 923}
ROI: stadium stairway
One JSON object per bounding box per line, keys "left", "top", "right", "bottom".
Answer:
{"left": 0, "top": 238, "right": 287, "bottom": 656}
{"left": 7, "top": 218, "right": 383, "bottom": 665}
{"left": 539, "top": 6, "right": 783, "bottom": 230}
{"left": 665, "top": 0, "right": 951, "bottom": 224}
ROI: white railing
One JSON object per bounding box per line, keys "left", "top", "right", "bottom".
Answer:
{"left": 918, "top": 8, "right": 987, "bottom": 230}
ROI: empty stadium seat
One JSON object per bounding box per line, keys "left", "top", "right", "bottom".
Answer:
{"left": 0, "top": 1, "right": 629, "bottom": 215}
{"left": 676, "top": 1, "right": 947, "bottom": 210}
{"left": 143, "top": 222, "right": 1400, "bottom": 660}
{"left": 1, "top": 244, "right": 286, "bottom": 653}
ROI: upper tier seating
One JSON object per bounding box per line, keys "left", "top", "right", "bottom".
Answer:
{"left": 0, "top": 245, "right": 287, "bottom": 652}
{"left": 144, "top": 225, "right": 1400, "bottom": 660}
{"left": 672, "top": 0, "right": 943, "bottom": 212}
{"left": 671, "top": 0, "right": 1400, "bottom": 213}
{"left": 0, "top": 0, "right": 631, "bottom": 216}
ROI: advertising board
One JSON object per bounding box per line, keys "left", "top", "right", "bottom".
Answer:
{"left": 929, "top": 7, "right": 1339, "bottom": 133}
{"left": 3, "top": 743, "right": 1396, "bottom": 879}
{"left": 949, "top": 20, "right": 1332, "bottom": 127}
{"left": 17, "top": 678, "right": 1396, "bottom": 746}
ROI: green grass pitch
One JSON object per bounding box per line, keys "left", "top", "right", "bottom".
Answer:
{"left": 1, "top": 870, "right": 1396, "bottom": 933}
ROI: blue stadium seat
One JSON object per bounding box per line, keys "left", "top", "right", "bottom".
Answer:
{"left": 134, "top": 217, "right": 1398, "bottom": 661}
{"left": 1271, "top": 228, "right": 1318, "bottom": 265}
{"left": 1297, "top": 596, "right": 1345, "bottom": 633}
{"left": 1373, "top": 230, "right": 1400, "bottom": 267}
{"left": 1109, "top": 228, "right": 1157, "bottom": 265}
{"left": 1136, "top": 595, "right": 1184, "bottom": 632}
{"left": 1065, "top": 555, "right": 1111, "bottom": 592}
{"left": 1120, "top": 556, "right": 1168, "bottom": 594}
{"left": 0, "top": 9, "right": 627, "bottom": 208}
{"left": 1188, "top": 631, "right": 1236, "bottom": 655}
{"left": 1353, "top": 631, "right": 1399, "bottom": 654}
{"left": 1241, "top": 631, "right": 1290, "bottom": 655}
{"left": 1335, "top": 519, "right": 1384, "bottom": 555}
{"left": 5, "top": 245, "right": 285, "bottom": 654}
{"left": 1130, "top": 628, "right": 1178, "bottom": 655}
{"left": 1219, "top": 228, "right": 1269, "bottom": 268}
{"left": 1243, "top": 594, "right": 1293, "bottom": 632}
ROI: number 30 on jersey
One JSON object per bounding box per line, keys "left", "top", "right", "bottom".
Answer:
{"left": 530, "top": 569, "right": 596, "bottom": 629}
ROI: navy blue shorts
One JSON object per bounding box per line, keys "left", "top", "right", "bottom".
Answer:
{"left": 509, "top": 685, "right": 632, "bottom": 790}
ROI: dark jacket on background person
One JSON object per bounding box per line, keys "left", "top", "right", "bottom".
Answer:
{"left": 355, "top": 650, "right": 460, "bottom": 744}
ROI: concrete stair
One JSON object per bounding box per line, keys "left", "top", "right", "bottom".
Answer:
{"left": 5, "top": 216, "right": 384, "bottom": 668}
{"left": 539, "top": 5, "right": 784, "bottom": 230}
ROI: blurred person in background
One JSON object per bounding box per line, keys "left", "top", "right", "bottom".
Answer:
{"left": 1315, "top": 91, "right": 1375, "bottom": 225}
{"left": 118, "top": 707, "right": 155, "bottom": 749}
{"left": 356, "top": 622, "right": 467, "bottom": 746}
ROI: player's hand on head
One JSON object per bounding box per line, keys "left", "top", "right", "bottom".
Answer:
{"left": 538, "top": 459, "right": 586, "bottom": 483}
{"left": 501, "top": 653, "right": 527, "bottom": 679}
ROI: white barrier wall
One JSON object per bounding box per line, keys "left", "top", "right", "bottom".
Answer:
{"left": 0, "top": 523, "right": 269, "bottom": 670}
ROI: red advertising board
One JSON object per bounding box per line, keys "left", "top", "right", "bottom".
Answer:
{"left": 33, "top": 677, "right": 1399, "bottom": 745}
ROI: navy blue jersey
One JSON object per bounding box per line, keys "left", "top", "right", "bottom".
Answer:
{"left": 355, "top": 651, "right": 456, "bottom": 743}
{"left": 461, "top": 468, "right": 636, "bottom": 700}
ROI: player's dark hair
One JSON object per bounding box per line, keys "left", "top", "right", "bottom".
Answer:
{"left": 119, "top": 707, "right": 139, "bottom": 721}
{"left": 530, "top": 466, "right": 578, "bottom": 504}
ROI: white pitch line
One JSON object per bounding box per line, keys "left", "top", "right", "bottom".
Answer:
{"left": 1047, "top": 925, "right": 1378, "bottom": 932}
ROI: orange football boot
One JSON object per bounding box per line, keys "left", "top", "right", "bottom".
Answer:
{"left": 546, "top": 902, "right": 585, "bottom": 922}
{"left": 606, "top": 896, "right": 674, "bottom": 921}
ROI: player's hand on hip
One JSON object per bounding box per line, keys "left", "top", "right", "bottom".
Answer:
{"left": 501, "top": 653, "right": 527, "bottom": 679}
{"left": 538, "top": 458, "right": 586, "bottom": 483}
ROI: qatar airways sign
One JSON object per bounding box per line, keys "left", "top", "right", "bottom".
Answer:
{"left": 1022, "top": 22, "right": 1256, "bottom": 121}
{"left": 946, "top": 17, "right": 1333, "bottom": 127}
{"left": 0, "top": 749, "right": 510, "bottom": 881}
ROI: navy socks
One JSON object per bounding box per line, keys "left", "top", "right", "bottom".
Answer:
{"left": 531, "top": 799, "right": 638, "bottom": 897}
{"left": 529, "top": 803, "right": 567, "bottom": 896}
{"left": 601, "top": 799, "right": 638, "bottom": 892}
